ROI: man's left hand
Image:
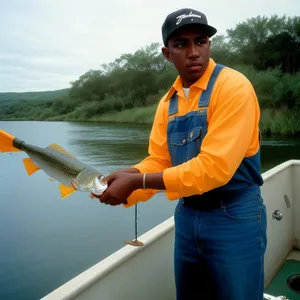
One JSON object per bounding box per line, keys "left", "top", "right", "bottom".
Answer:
{"left": 91, "top": 172, "right": 142, "bottom": 206}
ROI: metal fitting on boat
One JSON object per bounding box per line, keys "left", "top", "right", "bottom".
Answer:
{"left": 272, "top": 209, "right": 283, "bottom": 220}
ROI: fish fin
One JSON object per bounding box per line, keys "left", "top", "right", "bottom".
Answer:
{"left": 0, "top": 130, "right": 22, "bottom": 153}
{"left": 23, "top": 158, "right": 41, "bottom": 176}
{"left": 59, "top": 184, "right": 76, "bottom": 199}
{"left": 47, "top": 143, "right": 77, "bottom": 160}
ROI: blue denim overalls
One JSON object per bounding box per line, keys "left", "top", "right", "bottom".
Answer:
{"left": 167, "top": 64, "right": 267, "bottom": 300}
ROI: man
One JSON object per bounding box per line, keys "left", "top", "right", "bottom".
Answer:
{"left": 93, "top": 8, "right": 267, "bottom": 300}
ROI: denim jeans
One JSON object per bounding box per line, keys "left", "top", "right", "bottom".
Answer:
{"left": 174, "top": 186, "right": 267, "bottom": 300}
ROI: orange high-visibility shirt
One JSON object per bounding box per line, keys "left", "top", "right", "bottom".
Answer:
{"left": 124, "top": 58, "right": 261, "bottom": 208}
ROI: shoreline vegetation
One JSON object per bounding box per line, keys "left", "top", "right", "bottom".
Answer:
{"left": 1, "top": 15, "right": 300, "bottom": 136}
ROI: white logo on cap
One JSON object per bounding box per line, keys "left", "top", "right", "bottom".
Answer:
{"left": 176, "top": 11, "right": 202, "bottom": 25}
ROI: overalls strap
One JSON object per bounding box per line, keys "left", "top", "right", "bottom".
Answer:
{"left": 168, "top": 92, "right": 178, "bottom": 116}
{"left": 198, "top": 64, "right": 225, "bottom": 108}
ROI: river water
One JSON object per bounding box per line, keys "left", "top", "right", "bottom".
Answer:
{"left": 0, "top": 121, "right": 299, "bottom": 300}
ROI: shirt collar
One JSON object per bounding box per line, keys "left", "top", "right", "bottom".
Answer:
{"left": 164, "top": 58, "right": 216, "bottom": 102}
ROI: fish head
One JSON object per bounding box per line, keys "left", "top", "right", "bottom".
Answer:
{"left": 75, "top": 168, "right": 107, "bottom": 195}
{"left": 91, "top": 176, "right": 108, "bottom": 196}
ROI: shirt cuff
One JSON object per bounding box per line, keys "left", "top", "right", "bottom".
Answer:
{"left": 163, "top": 167, "right": 181, "bottom": 200}
{"left": 132, "top": 163, "right": 148, "bottom": 174}
{"left": 123, "top": 188, "right": 157, "bottom": 208}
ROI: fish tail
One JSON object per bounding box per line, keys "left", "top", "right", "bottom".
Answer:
{"left": 0, "top": 129, "right": 22, "bottom": 153}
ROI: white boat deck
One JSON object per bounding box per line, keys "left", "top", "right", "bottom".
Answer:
{"left": 287, "top": 249, "right": 300, "bottom": 261}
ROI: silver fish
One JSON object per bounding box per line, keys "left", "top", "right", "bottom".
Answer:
{"left": 0, "top": 129, "right": 107, "bottom": 198}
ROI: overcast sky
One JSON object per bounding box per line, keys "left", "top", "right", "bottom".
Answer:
{"left": 0, "top": 0, "right": 299, "bottom": 92}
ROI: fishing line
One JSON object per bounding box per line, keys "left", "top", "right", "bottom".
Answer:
{"left": 124, "top": 203, "right": 144, "bottom": 247}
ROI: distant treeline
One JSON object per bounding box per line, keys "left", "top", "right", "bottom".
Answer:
{"left": 0, "top": 89, "right": 69, "bottom": 102}
{"left": 1, "top": 15, "right": 300, "bottom": 135}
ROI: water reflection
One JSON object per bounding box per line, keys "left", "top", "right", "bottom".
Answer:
{"left": 67, "top": 122, "right": 151, "bottom": 170}
{"left": 260, "top": 135, "right": 300, "bottom": 172}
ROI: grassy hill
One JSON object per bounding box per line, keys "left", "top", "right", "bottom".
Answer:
{"left": 0, "top": 89, "right": 69, "bottom": 102}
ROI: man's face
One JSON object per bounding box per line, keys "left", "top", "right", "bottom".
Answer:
{"left": 162, "top": 26, "right": 211, "bottom": 87}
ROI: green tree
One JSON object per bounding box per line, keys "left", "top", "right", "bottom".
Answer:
{"left": 226, "top": 15, "right": 300, "bottom": 72}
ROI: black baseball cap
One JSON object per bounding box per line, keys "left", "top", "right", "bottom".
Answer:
{"left": 162, "top": 8, "right": 217, "bottom": 46}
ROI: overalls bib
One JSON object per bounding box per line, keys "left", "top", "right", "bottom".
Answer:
{"left": 167, "top": 64, "right": 223, "bottom": 168}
